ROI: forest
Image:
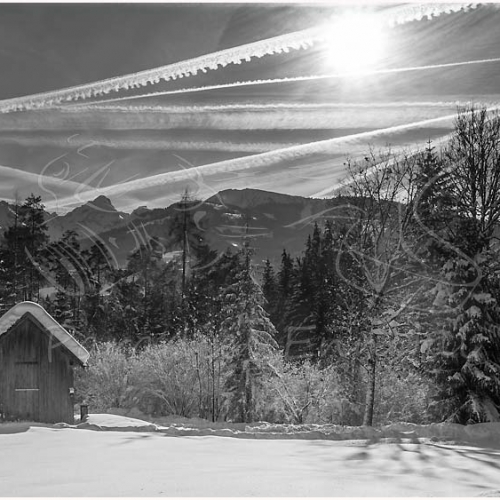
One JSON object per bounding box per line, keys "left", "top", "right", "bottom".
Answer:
{"left": 1, "top": 106, "right": 500, "bottom": 427}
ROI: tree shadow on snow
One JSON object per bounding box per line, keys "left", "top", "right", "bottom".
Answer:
{"left": 111, "top": 433, "right": 156, "bottom": 445}
{"left": 427, "top": 442, "right": 500, "bottom": 472}
{"left": 306, "top": 436, "right": 500, "bottom": 478}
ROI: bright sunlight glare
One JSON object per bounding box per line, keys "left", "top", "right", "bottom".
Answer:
{"left": 323, "top": 12, "right": 387, "bottom": 75}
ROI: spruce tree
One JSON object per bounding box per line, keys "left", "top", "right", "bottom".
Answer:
{"left": 222, "top": 240, "right": 278, "bottom": 423}
{"left": 0, "top": 201, "right": 21, "bottom": 310}
{"left": 282, "top": 223, "right": 339, "bottom": 361}
{"left": 47, "top": 230, "right": 86, "bottom": 336}
{"left": 422, "top": 107, "right": 500, "bottom": 423}
{"left": 261, "top": 259, "right": 278, "bottom": 327}
{"left": 275, "top": 249, "right": 295, "bottom": 348}
{"left": 80, "top": 240, "right": 114, "bottom": 340}
{"left": 0, "top": 194, "right": 49, "bottom": 306}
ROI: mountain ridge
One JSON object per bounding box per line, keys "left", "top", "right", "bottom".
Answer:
{"left": 0, "top": 188, "right": 351, "bottom": 267}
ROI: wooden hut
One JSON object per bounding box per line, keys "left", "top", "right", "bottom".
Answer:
{"left": 0, "top": 301, "right": 89, "bottom": 424}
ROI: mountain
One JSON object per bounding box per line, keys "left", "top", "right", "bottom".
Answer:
{"left": 47, "top": 195, "right": 130, "bottom": 240}
{"left": 1, "top": 189, "right": 357, "bottom": 268}
{"left": 79, "top": 188, "right": 356, "bottom": 267}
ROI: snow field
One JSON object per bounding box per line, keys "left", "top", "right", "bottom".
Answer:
{"left": 1, "top": 414, "right": 500, "bottom": 496}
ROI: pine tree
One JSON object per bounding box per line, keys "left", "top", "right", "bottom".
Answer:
{"left": 166, "top": 189, "right": 217, "bottom": 331}
{"left": 80, "top": 240, "right": 114, "bottom": 340}
{"left": 285, "top": 253, "right": 316, "bottom": 359}
{"left": 0, "top": 201, "right": 21, "bottom": 311}
{"left": 275, "top": 249, "right": 295, "bottom": 348}
{"left": 127, "top": 239, "right": 163, "bottom": 335}
{"left": 168, "top": 190, "right": 214, "bottom": 296}
{"left": 222, "top": 240, "right": 278, "bottom": 423}
{"left": 422, "top": 107, "right": 500, "bottom": 423}
{"left": 0, "top": 194, "right": 49, "bottom": 307}
{"left": 21, "top": 195, "right": 49, "bottom": 300}
{"left": 261, "top": 259, "right": 278, "bottom": 327}
{"left": 46, "top": 230, "right": 86, "bottom": 336}
{"left": 281, "top": 222, "right": 340, "bottom": 361}
{"left": 106, "top": 269, "right": 143, "bottom": 343}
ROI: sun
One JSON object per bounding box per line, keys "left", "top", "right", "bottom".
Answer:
{"left": 323, "top": 12, "right": 387, "bottom": 75}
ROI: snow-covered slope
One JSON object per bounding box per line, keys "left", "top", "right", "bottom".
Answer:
{"left": 1, "top": 420, "right": 500, "bottom": 496}
{"left": 43, "top": 411, "right": 500, "bottom": 448}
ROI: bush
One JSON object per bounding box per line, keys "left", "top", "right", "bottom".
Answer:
{"left": 264, "top": 353, "right": 345, "bottom": 424}
{"left": 131, "top": 340, "right": 200, "bottom": 417}
{"left": 374, "top": 369, "right": 433, "bottom": 425}
{"left": 77, "top": 336, "right": 232, "bottom": 420}
{"left": 75, "top": 342, "right": 136, "bottom": 412}
{"left": 131, "top": 334, "right": 232, "bottom": 420}
{"left": 75, "top": 339, "right": 431, "bottom": 426}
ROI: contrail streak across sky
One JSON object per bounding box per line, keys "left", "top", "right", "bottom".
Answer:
{"left": 44, "top": 109, "right": 479, "bottom": 210}
{"left": 65, "top": 57, "right": 500, "bottom": 109}
{"left": 0, "top": 2, "right": 498, "bottom": 213}
{"left": 0, "top": 2, "right": 478, "bottom": 113}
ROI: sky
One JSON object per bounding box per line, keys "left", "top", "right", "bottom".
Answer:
{"left": 1, "top": 2, "right": 500, "bottom": 213}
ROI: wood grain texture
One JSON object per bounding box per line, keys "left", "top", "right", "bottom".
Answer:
{"left": 0, "top": 314, "right": 75, "bottom": 424}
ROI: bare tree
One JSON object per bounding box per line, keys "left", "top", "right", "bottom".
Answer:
{"left": 445, "top": 105, "right": 500, "bottom": 253}
{"left": 337, "top": 148, "right": 425, "bottom": 426}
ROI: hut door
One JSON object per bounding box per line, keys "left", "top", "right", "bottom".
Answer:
{"left": 14, "top": 361, "right": 40, "bottom": 421}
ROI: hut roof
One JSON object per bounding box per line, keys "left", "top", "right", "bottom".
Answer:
{"left": 0, "top": 301, "right": 90, "bottom": 366}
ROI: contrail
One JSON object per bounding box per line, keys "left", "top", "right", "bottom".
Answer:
{"left": 0, "top": 162, "right": 92, "bottom": 209}
{"left": 0, "top": 163, "right": 85, "bottom": 191}
{"left": 49, "top": 108, "right": 486, "bottom": 206}
{"left": 65, "top": 57, "right": 500, "bottom": 108}
{"left": 61, "top": 100, "right": 480, "bottom": 113}
{"left": 382, "top": 2, "right": 480, "bottom": 26}
{"left": 311, "top": 104, "right": 500, "bottom": 198}
{"left": 311, "top": 133, "right": 454, "bottom": 198}
{"left": 0, "top": 2, "right": 478, "bottom": 113}
{"left": 0, "top": 105, "right": 460, "bottom": 132}
{"left": 0, "top": 28, "right": 320, "bottom": 113}
{"left": 0, "top": 133, "right": 296, "bottom": 153}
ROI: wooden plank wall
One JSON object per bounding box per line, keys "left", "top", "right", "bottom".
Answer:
{"left": 0, "top": 316, "right": 75, "bottom": 424}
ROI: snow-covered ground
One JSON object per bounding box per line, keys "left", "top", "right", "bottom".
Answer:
{"left": 1, "top": 414, "right": 500, "bottom": 496}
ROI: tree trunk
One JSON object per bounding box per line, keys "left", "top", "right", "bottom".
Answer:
{"left": 363, "top": 333, "right": 377, "bottom": 426}
{"left": 211, "top": 335, "right": 216, "bottom": 422}
{"left": 244, "top": 365, "right": 253, "bottom": 423}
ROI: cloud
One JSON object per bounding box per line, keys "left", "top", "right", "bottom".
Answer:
{"left": 0, "top": 25, "right": 319, "bottom": 113}
{"left": 43, "top": 112, "right": 462, "bottom": 211}
{"left": 0, "top": 2, "right": 480, "bottom": 113}
{"left": 311, "top": 132, "right": 454, "bottom": 198}
{"left": 0, "top": 163, "right": 92, "bottom": 207}
{"left": 0, "top": 133, "right": 296, "bottom": 153}
{"left": 0, "top": 102, "right": 460, "bottom": 132}
{"left": 68, "top": 57, "right": 500, "bottom": 108}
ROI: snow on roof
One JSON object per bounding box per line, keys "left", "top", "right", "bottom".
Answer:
{"left": 0, "top": 301, "right": 90, "bottom": 366}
